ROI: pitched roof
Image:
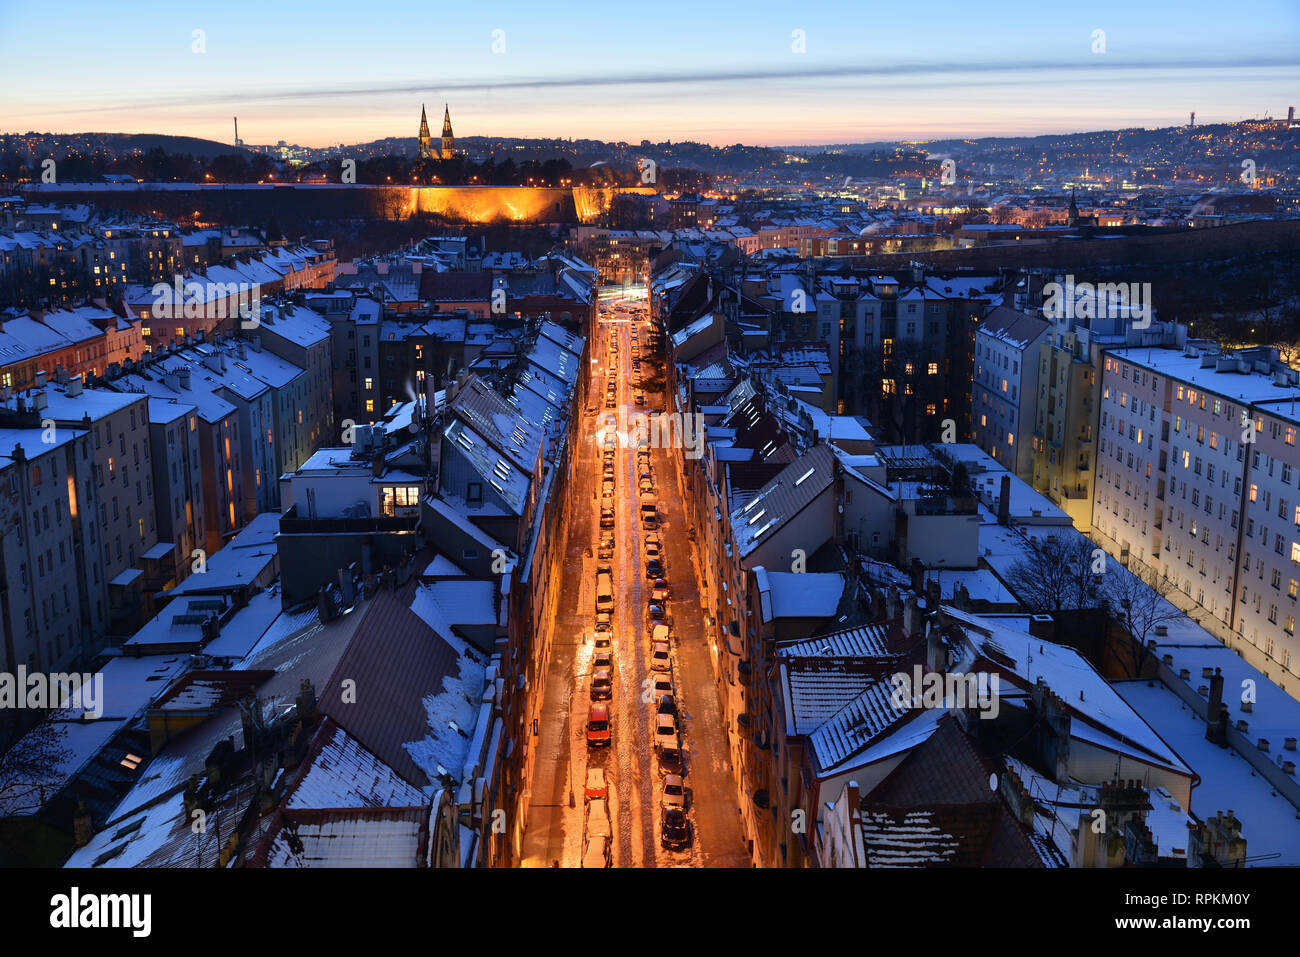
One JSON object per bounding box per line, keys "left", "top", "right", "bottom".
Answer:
{"left": 318, "top": 578, "right": 488, "bottom": 790}
{"left": 731, "top": 443, "right": 835, "bottom": 557}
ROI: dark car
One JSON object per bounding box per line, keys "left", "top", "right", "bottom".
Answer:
{"left": 661, "top": 806, "right": 690, "bottom": 849}
{"left": 646, "top": 558, "right": 664, "bottom": 578}
{"left": 590, "top": 669, "right": 612, "bottom": 701}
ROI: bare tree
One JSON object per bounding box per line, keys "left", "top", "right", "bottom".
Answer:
{"left": 1003, "top": 535, "right": 1099, "bottom": 613}
{"left": 1101, "top": 561, "right": 1183, "bottom": 677}
{"left": 0, "top": 720, "right": 72, "bottom": 817}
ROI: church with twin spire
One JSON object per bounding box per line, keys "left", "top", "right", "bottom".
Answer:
{"left": 417, "top": 104, "right": 455, "bottom": 160}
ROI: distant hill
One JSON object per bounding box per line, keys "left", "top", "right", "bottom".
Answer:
{"left": 5, "top": 131, "right": 251, "bottom": 160}
{"left": 89, "top": 133, "right": 251, "bottom": 159}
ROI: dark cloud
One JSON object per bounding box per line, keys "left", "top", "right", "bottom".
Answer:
{"left": 60, "top": 55, "right": 1299, "bottom": 115}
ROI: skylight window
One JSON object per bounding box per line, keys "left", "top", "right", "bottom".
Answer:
{"left": 795, "top": 467, "right": 816, "bottom": 486}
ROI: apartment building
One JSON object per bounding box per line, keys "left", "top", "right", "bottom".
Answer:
{"left": 796, "top": 271, "right": 998, "bottom": 441}
{"left": 1096, "top": 344, "right": 1300, "bottom": 690}
{"left": 256, "top": 303, "right": 334, "bottom": 454}
{"left": 175, "top": 345, "right": 277, "bottom": 518}
{"left": 110, "top": 365, "right": 244, "bottom": 556}
{"left": 1024, "top": 274, "right": 1190, "bottom": 530}
{"left": 0, "top": 423, "right": 97, "bottom": 684}
{"left": 0, "top": 377, "right": 157, "bottom": 634}
{"left": 144, "top": 396, "right": 205, "bottom": 585}
{"left": 972, "top": 305, "right": 1049, "bottom": 481}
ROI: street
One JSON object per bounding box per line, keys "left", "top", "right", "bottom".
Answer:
{"left": 520, "top": 288, "right": 751, "bottom": 867}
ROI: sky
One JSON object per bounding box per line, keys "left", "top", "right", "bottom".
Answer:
{"left": 1, "top": 0, "right": 1298, "bottom": 148}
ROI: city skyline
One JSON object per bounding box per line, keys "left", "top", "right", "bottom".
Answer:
{"left": 1, "top": 0, "right": 1298, "bottom": 148}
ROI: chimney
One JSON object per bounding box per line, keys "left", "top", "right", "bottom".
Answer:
{"left": 72, "top": 801, "right": 93, "bottom": 849}
{"left": 178, "top": 367, "right": 192, "bottom": 390}
{"left": 885, "top": 585, "right": 901, "bottom": 619}
{"left": 182, "top": 775, "right": 201, "bottom": 820}
{"left": 997, "top": 474, "right": 1011, "bottom": 525}
{"left": 65, "top": 374, "right": 83, "bottom": 397}
{"left": 925, "top": 576, "right": 941, "bottom": 609}
{"left": 34, "top": 369, "right": 47, "bottom": 388}
{"left": 902, "top": 594, "right": 921, "bottom": 638}
{"left": 296, "top": 679, "right": 318, "bottom": 726}
{"left": 239, "top": 696, "right": 257, "bottom": 753}
{"left": 926, "top": 618, "right": 947, "bottom": 672}
{"left": 371, "top": 452, "right": 385, "bottom": 478}
{"left": 909, "top": 556, "right": 925, "bottom": 595}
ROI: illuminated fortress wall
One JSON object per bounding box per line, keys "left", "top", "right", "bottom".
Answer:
{"left": 21, "top": 183, "right": 635, "bottom": 225}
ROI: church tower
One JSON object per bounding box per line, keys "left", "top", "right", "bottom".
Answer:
{"left": 417, "top": 104, "right": 433, "bottom": 159}
{"left": 440, "top": 104, "right": 455, "bottom": 160}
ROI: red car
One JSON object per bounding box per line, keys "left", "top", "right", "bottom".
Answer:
{"left": 586, "top": 704, "right": 611, "bottom": 747}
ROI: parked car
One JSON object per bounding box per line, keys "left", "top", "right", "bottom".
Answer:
{"left": 583, "top": 834, "right": 612, "bottom": 868}
{"left": 651, "top": 579, "right": 669, "bottom": 601}
{"left": 584, "top": 767, "right": 608, "bottom": 801}
{"left": 644, "top": 542, "right": 661, "bottom": 562}
{"left": 657, "top": 741, "right": 682, "bottom": 774}
{"left": 660, "top": 806, "right": 689, "bottom": 850}
{"left": 651, "top": 675, "right": 673, "bottom": 698}
{"left": 635, "top": 393, "right": 645, "bottom": 406}
{"left": 661, "top": 773, "right": 685, "bottom": 810}
{"left": 655, "top": 712, "right": 677, "bottom": 744}
{"left": 590, "top": 669, "right": 612, "bottom": 701}
{"left": 639, "top": 480, "right": 655, "bottom": 496}
{"left": 586, "top": 704, "right": 611, "bottom": 747}
{"left": 657, "top": 693, "right": 677, "bottom": 719}
{"left": 644, "top": 531, "right": 661, "bottom": 549}
{"left": 651, "top": 623, "right": 670, "bottom": 645}
{"left": 593, "top": 650, "right": 614, "bottom": 673}
{"left": 597, "top": 537, "right": 614, "bottom": 560}
{"left": 600, "top": 508, "right": 615, "bottom": 529}
{"left": 648, "top": 603, "right": 666, "bottom": 621}
{"left": 646, "top": 558, "right": 664, "bottom": 578}
{"left": 650, "top": 641, "right": 671, "bottom": 672}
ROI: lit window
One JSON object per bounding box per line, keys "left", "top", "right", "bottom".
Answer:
{"left": 1250, "top": 484, "right": 1259, "bottom": 503}
{"left": 927, "top": 362, "right": 938, "bottom": 375}
{"left": 365, "top": 399, "right": 375, "bottom": 413}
